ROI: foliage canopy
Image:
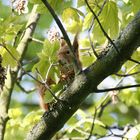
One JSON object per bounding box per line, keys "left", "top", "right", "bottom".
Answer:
{"left": 0, "top": 0, "right": 140, "bottom": 140}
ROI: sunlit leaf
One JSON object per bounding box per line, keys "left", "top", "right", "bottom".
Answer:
{"left": 123, "top": 0, "right": 129, "bottom": 4}
{"left": 131, "top": 0, "right": 140, "bottom": 14}
{"left": 22, "top": 111, "right": 42, "bottom": 128}
{"left": 8, "top": 108, "right": 22, "bottom": 119}
{"left": 83, "top": 12, "right": 92, "bottom": 31}
{"left": 62, "top": 7, "right": 82, "bottom": 33}
{"left": 101, "top": 1, "right": 119, "bottom": 38}
{"left": 0, "top": 46, "right": 20, "bottom": 68}
{"left": 80, "top": 53, "right": 95, "bottom": 68}
{"left": 66, "top": 19, "right": 82, "bottom": 33}
{"left": 77, "top": 0, "right": 85, "bottom": 7}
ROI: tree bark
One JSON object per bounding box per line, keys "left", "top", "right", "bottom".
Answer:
{"left": 26, "top": 10, "right": 140, "bottom": 140}
{"left": 0, "top": 5, "right": 40, "bottom": 140}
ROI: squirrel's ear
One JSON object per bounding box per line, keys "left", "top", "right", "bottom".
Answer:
{"left": 60, "top": 38, "right": 67, "bottom": 47}
{"left": 73, "top": 33, "right": 79, "bottom": 50}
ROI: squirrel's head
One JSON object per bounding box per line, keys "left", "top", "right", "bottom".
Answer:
{"left": 57, "top": 34, "right": 80, "bottom": 66}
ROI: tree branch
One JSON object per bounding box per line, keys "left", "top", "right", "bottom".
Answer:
{"left": 16, "top": 82, "right": 36, "bottom": 94}
{"left": 86, "top": 107, "right": 97, "bottom": 140}
{"left": 116, "top": 71, "right": 140, "bottom": 77}
{"left": 26, "top": 11, "right": 140, "bottom": 140}
{"left": 95, "top": 84, "right": 140, "bottom": 93}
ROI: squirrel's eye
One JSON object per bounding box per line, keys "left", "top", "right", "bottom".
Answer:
{"left": 66, "top": 51, "right": 70, "bottom": 54}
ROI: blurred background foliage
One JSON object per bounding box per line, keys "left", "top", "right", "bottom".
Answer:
{"left": 0, "top": 0, "right": 140, "bottom": 139}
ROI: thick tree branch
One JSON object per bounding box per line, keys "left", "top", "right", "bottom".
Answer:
{"left": 26, "top": 11, "right": 140, "bottom": 140}
{"left": 0, "top": 5, "right": 40, "bottom": 140}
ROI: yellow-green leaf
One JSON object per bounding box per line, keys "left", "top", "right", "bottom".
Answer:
{"left": 0, "top": 46, "right": 20, "bottom": 68}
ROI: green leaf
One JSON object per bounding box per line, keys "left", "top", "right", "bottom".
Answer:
{"left": 77, "top": 0, "right": 85, "bottom": 7}
{"left": 33, "top": 39, "right": 59, "bottom": 72}
{"left": 123, "top": 0, "right": 129, "bottom": 4}
{"left": 42, "top": 39, "right": 60, "bottom": 61}
{"left": 91, "top": 1, "right": 119, "bottom": 43}
{"left": 66, "top": 20, "right": 82, "bottom": 33}
{"left": 80, "top": 54, "right": 95, "bottom": 68}
{"left": 62, "top": 7, "right": 82, "bottom": 33}
{"left": 67, "top": 116, "right": 78, "bottom": 126}
{"left": 32, "top": 39, "right": 60, "bottom": 79}
{"left": 70, "top": 7, "right": 85, "bottom": 17}
{"left": 79, "top": 38, "right": 90, "bottom": 48}
{"left": 36, "top": 3, "right": 48, "bottom": 14}
{"left": 62, "top": 8, "right": 79, "bottom": 22}
{"left": 0, "top": 16, "right": 23, "bottom": 37}
{"left": 29, "top": 0, "right": 42, "bottom": 4}
{"left": 67, "top": 128, "right": 83, "bottom": 138}
{"left": 100, "top": 1, "right": 119, "bottom": 38}
{"left": 8, "top": 108, "right": 22, "bottom": 119}
{"left": 22, "top": 111, "right": 42, "bottom": 128}
{"left": 94, "top": 119, "right": 106, "bottom": 127}
{"left": 93, "top": 124, "right": 107, "bottom": 136}
{"left": 100, "top": 113, "right": 115, "bottom": 126}
{"left": 43, "top": 83, "right": 62, "bottom": 103}
{"left": 33, "top": 59, "right": 50, "bottom": 78}
{"left": 33, "top": 0, "right": 72, "bottom": 14}
{"left": 119, "top": 89, "right": 140, "bottom": 106}
{"left": 0, "top": 46, "right": 20, "bottom": 68}
{"left": 83, "top": 12, "right": 92, "bottom": 31}
{"left": 131, "top": 0, "right": 140, "bottom": 14}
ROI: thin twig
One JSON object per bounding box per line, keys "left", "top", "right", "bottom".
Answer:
{"left": 95, "top": 84, "right": 140, "bottom": 93}
{"left": 0, "top": 42, "right": 19, "bottom": 65}
{"left": 129, "top": 58, "right": 140, "bottom": 65}
{"left": 35, "top": 68, "right": 60, "bottom": 101}
{"left": 12, "top": 30, "right": 23, "bottom": 47}
{"left": 86, "top": 107, "right": 97, "bottom": 140}
{"left": 88, "top": 19, "right": 99, "bottom": 58}
{"left": 87, "top": 0, "right": 107, "bottom": 58}
{"left": 16, "top": 82, "right": 36, "bottom": 94}
{"left": 22, "top": 57, "right": 39, "bottom": 66}
{"left": 97, "top": 99, "right": 111, "bottom": 118}
{"left": 29, "top": 37, "right": 44, "bottom": 44}
{"left": 116, "top": 63, "right": 138, "bottom": 87}
{"left": 96, "top": 61, "right": 139, "bottom": 95}
{"left": 45, "top": 62, "right": 54, "bottom": 82}
{"left": 115, "top": 70, "right": 140, "bottom": 77}
{"left": 85, "top": 0, "right": 120, "bottom": 55}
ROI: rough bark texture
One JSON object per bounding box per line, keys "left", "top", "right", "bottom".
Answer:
{"left": 26, "top": 11, "right": 140, "bottom": 140}
{"left": 0, "top": 5, "right": 40, "bottom": 140}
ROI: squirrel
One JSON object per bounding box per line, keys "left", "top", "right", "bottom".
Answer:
{"left": 38, "top": 30, "right": 81, "bottom": 111}
{"left": 58, "top": 35, "right": 82, "bottom": 84}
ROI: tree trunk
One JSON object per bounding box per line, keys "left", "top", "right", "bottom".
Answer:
{"left": 0, "top": 5, "right": 40, "bottom": 140}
